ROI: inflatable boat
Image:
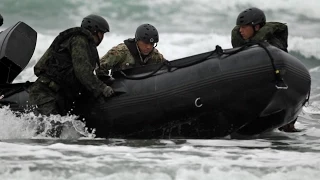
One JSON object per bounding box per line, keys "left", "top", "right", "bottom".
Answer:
{"left": 0, "top": 22, "right": 311, "bottom": 138}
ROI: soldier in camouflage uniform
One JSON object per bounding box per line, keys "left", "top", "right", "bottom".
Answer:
{"left": 96, "top": 23, "right": 165, "bottom": 77}
{"left": 231, "top": 7, "right": 298, "bottom": 132}
{"left": 231, "top": 7, "right": 288, "bottom": 52}
{"left": 29, "top": 14, "right": 114, "bottom": 116}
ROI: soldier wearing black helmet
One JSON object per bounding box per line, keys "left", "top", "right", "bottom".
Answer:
{"left": 29, "top": 14, "right": 114, "bottom": 116}
{"left": 96, "top": 23, "right": 165, "bottom": 76}
{"left": 231, "top": 7, "right": 288, "bottom": 52}
{"left": 231, "top": 8, "right": 298, "bottom": 132}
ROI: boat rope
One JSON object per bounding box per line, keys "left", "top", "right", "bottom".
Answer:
{"left": 119, "top": 46, "right": 220, "bottom": 80}
{"left": 119, "top": 42, "right": 288, "bottom": 90}
{"left": 223, "top": 42, "right": 288, "bottom": 90}
{"left": 255, "top": 42, "right": 288, "bottom": 90}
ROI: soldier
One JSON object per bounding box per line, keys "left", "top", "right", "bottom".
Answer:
{"left": 231, "top": 7, "right": 288, "bottom": 52}
{"left": 96, "top": 23, "right": 165, "bottom": 77}
{"left": 231, "top": 7, "right": 298, "bottom": 132}
{"left": 29, "top": 14, "right": 114, "bottom": 116}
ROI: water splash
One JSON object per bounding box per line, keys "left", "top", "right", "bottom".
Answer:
{"left": 0, "top": 106, "right": 96, "bottom": 139}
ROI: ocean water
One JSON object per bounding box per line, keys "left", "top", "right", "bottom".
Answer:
{"left": 1, "top": 0, "right": 320, "bottom": 179}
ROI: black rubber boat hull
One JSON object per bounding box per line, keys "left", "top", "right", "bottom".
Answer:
{"left": 76, "top": 45, "right": 310, "bottom": 138}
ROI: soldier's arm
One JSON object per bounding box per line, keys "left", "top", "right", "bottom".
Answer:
{"left": 70, "top": 35, "right": 107, "bottom": 98}
{"left": 96, "top": 48, "right": 124, "bottom": 76}
{"left": 34, "top": 47, "right": 55, "bottom": 77}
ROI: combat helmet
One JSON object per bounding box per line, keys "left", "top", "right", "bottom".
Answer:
{"left": 236, "top": 7, "right": 266, "bottom": 26}
{"left": 81, "top": 14, "right": 110, "bottom": 33}
{"left": 135, "top": 23, "right": 159, "bottom": 43}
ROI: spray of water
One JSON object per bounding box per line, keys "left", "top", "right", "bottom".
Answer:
{"left": 0, "top": 106, "right": 96, "bottom": 139}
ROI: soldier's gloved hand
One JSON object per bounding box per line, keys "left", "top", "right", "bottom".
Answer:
{"left": 102, "top": 86, "right": 114, "bottom": 98}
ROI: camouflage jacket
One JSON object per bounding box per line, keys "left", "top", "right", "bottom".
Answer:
{"left": 34, "top": 27, "right": 108, "bottom": 98}
{"left": 97, "top": 38, "right": 165, "bottom": 76}
{"left": 231, "top": 22, "right": 288, "bottom": 52}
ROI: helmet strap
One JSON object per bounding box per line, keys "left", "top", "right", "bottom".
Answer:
{"left": 251, "top": 24, "right": 260, "bottom": 37}
{"left": 136, "top": 43, "right": 145, "bottom": 63}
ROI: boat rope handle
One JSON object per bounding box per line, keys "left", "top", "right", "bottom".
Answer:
{"left": 222, "top": 42, "right": 288, "bottom": 90}
{"left": 254, "top": 42, "right": 288, "bottom": 90}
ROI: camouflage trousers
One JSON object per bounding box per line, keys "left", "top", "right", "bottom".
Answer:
{"left": 28, "top": 77, "right": 74, "bottom": 116}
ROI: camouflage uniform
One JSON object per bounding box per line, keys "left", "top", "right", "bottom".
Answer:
{"left": 29, "top": 27, "right": 110, "bottom": 116}
{"left": 231, "top": 22, "right": 288, "bottom": 52}
{"left": 96, "top": 39, "right": 165, "bottom": 76}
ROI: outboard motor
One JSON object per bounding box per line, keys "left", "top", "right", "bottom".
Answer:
{"left": 0, "top": 21, "right": 37, "bottom": 83}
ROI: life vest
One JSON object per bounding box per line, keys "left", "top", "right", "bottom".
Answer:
{"left": 123, "top": 38, "right": 155, "bottom": 66}
{"left": 34, "top": 27, "right": 99, "bottom": 96}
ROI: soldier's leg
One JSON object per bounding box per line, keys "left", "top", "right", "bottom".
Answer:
{"left": 29, "top": 80, "right": 60, "bottom": 116}
{"left": 29, "top": 81, "right": 68, "bottom": 137}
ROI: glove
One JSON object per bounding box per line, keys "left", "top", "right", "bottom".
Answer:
{"left": 102, "top": 86, "right": 114, "bottom": 98}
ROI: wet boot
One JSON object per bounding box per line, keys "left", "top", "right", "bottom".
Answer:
{"left": 278, "top": 119, "right": 300, "bottom": 132}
